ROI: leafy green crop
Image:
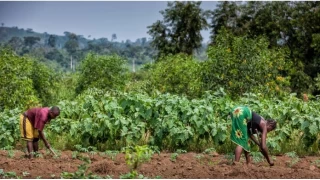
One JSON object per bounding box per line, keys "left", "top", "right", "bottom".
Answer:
{"left": 1, "top": 88, "right": 320, "bottom": 155}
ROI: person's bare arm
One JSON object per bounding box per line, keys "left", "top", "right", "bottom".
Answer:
{"left": 38, "top": 130, "right": 50, "bottom": 149}
{"left": 259, "top": 121, "right": 274, "bottom": 166}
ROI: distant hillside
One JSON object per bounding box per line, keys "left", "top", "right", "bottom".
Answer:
{"left": 0, "top": 26, "right": 208, "bottom": 71}
{"left": 0, "top": 27, "right": 88, "bottom": 49}
{"left": 0, "top": 27, "right": 43, "bottom": 42}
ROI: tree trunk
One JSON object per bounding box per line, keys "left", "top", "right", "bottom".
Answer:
{"left": 132, "top": 58, "right": 136, "bottom": 73}
{"left": 70, "top": 55, "right": 73, "bottom": 70}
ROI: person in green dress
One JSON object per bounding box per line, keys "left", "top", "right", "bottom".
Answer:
{"left": 230, "top": 106, "right": 277, "bottom": 166}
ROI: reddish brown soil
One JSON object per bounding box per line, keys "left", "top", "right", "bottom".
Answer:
{"left": 1, "top": 150, "right": 320, "bottom": 178}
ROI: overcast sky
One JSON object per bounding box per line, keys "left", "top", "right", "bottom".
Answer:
{"left": 0, "top": 1, "right": 217, "bottom": 42}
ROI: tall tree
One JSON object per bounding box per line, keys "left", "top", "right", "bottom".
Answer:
{"left": 209, "top": 1, "right": 239, "bottom": 41}
{"left": 203, "top": 29, "right": 290, "bottom": 97}
{"left": 0, "top": 48, "right": 37, "bottom": 110}
{"left": 209, "top": 1, "right": 320, "bottom": 95}
{"left": 6, "top": 37, "right": 23, "bottom": 52}
{"left": 0, "top": 48, "right": 58, "bottom": 109}
{"left": 26, "top": 28, "right": 33, "bottom": 33}
{"left": 141, "top": 37, "right": 147, "bottom": 46}
{"left": 289, "top": 2, "right": 320, "bottom": 78}
{"left": 149, "top": 53, "right": 203, "bottom": 98}
{"left": 64, "top": 33, "right": 79, "bottom": 70}
{"left": 76, "top": 53, "right": 128, "bottom": 94}
{"left": 48, "top": 35, "right": 56, "bottom": 48}
{"left": 23, "top": 36, "right": 40, "bottom": 48}
{"left": 148, "top": 1, "right": 209, "bottom": 59}
{"left": 112, "top": 33, "right": 117, "bottom": 42}
{"left": 147, "top": 20, "right": 169, "bottom": 59}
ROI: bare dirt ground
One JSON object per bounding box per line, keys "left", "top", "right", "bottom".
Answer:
{"left": 1, "top": 149, "right": 320, "bottom": 179}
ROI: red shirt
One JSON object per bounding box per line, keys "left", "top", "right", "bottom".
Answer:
{"left": 25, "top": 107, "right": 51, "bottom": 131}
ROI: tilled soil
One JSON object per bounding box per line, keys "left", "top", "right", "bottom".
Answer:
{"left": 0, "top": 150, "right": 320, "bottom": 178}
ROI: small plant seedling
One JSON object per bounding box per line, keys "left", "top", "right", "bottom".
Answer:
{"left": 285, "top": 151, "right": 299, "bottom": 167}
{"left": 74, "top": 144, "right": 89, "bottom": 152}
{"left": 170, "top": 153, "right": 179, "bottom": 162}
{"left": 119, "top": 171, "right": 147, "bottom": 179}
{"left": 89, "top": 150, "right": 97, "bottom": 158}
{"left": 224, "top": 153, "right": 234, "bottom": 165}
{"left": 60, "top": 162, "right": 94, "bottom": 179}
{"left": 34, "top": 152, "right": 43, "bottom": 158}
{"left": 194, "top": 154, "right": 204, "bottom": 164}
{"left": 22, "top": 171, "right": 30, "bottom": 177}
{"left": 87, "top": 174, "right": 102, "bottom": 179}
{"left": 71, "top": 151, "right": 91, "bottom": 163}
{"left": 203, "top": 148, "right": 216, "bottom": 154}
{"left": 72, "top": 151, "right": 79, "bottom": 159}
{"left": 2, "top": 146, "right": 15, "bottom": 158}
{"left": 124, "top": 145, "right": 153, "bottom": 170}
{"left": 0, "top": 169, "right": 19, "bottom": 179}
{"left": 137, "top": 174, "right": 147, "bottom": 179}
{"left": 251, "top": 151, "right": 264, "bottom": 163}
{"left": 104, "top": 150, "right": 119, "bottom": 160}
{"left": 176, "top": 149, "right": 187, "bottom": 154}
{"left": 120, "top": 171, "right": 138, "bottom": 179}
{"left": 2, "top": 145, "right": 14, "bottom": 150}
{"left": 285, "top": 151, "right": 298, "bottom": 158}
{"left": 104, "top": 175, "right": 113, "bottom": 179}
{"left": 207, "top": 160, "right": 220, "bottom": 166}
{"left": 7, "top": 150, "right": 15, "bottom": 158}
{"left": 312, "top": 159, "right": 320, "bottom": 168}
{"left": 149, "top": 146, "right": 160, "bottom": 155}
{"left": 88, "top": 146, "right": 98, "bottom": 158}
{"left": 4, "top": 171, "right": 17, "bottom": 178}
{"left": 30, "top": 152, "right": 36, "bottom": 157}
{"left": 170, "top": 149, "right": 188, "bottom": 162}
{"left": 122, "top": 145, "right": 154, "bottom": 179}
{"left": 287, "top": 158, "right": 299, "bottom": 167}
{"left": 60, "top": 172, "right": 74, "bottom": 179}
{"left": 87, "top": 146, "right": 97, "bottom": 151}
{"left": 195, "top": 154, "right": 204, "bottom": 159}
{"left": 78, "top": 155, "right": 91, "bottom": 163}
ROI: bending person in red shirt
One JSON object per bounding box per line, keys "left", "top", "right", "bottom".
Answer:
{"left": 19, "top": 106, "right": 60, "bottom": 158}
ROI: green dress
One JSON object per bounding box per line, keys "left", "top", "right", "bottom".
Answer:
{"left": 230, "top": 106, "right": 252, "bottom": 152}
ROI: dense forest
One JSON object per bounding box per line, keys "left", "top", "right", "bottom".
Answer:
{"left": 0, "top": 27, "right": 158, "bottom": 71}
{"left": 1, "top": 1, "right": 320, "bottom": 154}
{"left": 0, "top": 24, "right": 208, "bottom": 72}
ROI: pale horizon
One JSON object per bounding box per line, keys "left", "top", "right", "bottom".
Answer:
{"left": 0, "top": 1, "right": 217, "bottom": 43}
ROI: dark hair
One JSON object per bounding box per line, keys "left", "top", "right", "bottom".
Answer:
{"left": 50, "top": 106, "right": 60, "bottom": 116}
{"left": 266, "top": 119, "right": 277, "bottom": 130}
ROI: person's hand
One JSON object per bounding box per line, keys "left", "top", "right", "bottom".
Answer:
{"left": 269, "top": 161, "right": 274, "bottom": 166}
{"left": 45, "top": 142, "right": 51, "bottom": 149}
